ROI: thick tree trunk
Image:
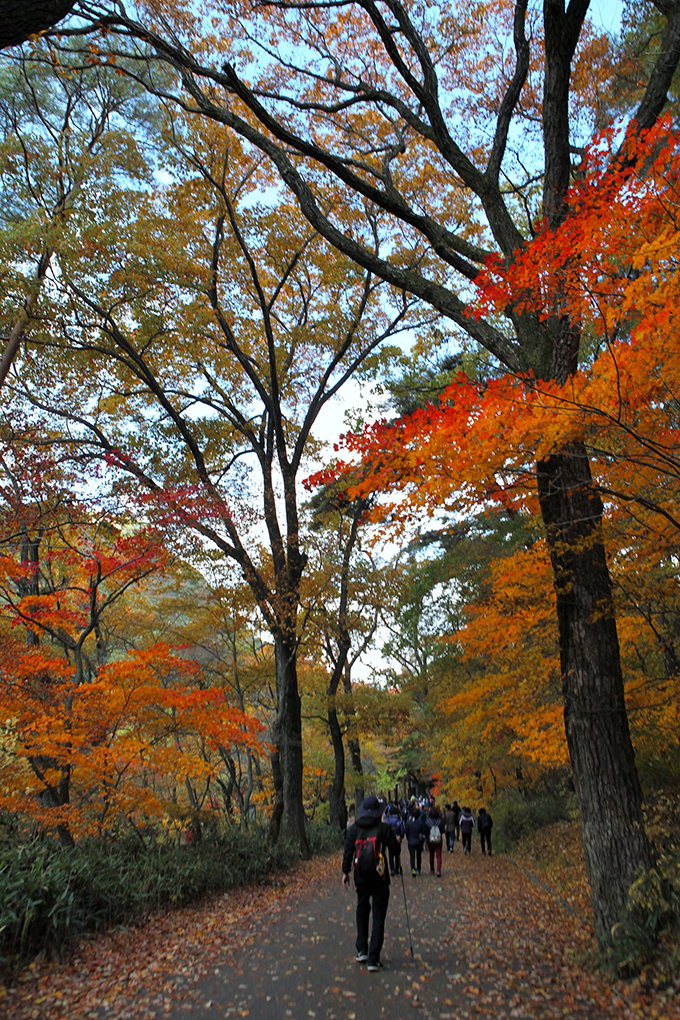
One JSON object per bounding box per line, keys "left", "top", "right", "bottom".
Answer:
{"left": 0, "top": 1, "right": 76, "bottom": 50}
{"left": 537, "top": 442, "right": 656, "bottom": 944}
{"left": 272, "top": 635, "right": 309, "bottom": 854}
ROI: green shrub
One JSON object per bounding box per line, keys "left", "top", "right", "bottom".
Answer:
{"left": 0, "top": 824, "right": 309, "bottom": 980}
{"left": 307, "top": 820, "right": 344, "bottom": 855}
{"left": 605, "top": 853, "right": 680, "bottom": 981}
{"left": 489, "top": 788, "right": 574, "bottom": 853}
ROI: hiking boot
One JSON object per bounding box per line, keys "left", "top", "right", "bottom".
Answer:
{"left": 367, "top": 961, "right": 384, "bottom": 972}
{"left": 354, "top": 952, "right": 368, "bottom": 963}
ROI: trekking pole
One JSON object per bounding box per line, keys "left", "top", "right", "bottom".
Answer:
{"left": 399, "top": 868, "right": 414, "bottom": 958}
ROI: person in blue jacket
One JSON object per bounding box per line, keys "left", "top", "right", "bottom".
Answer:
{"left": 384, "top": 803, "right": 405, "bottom": 875}
{"left": 404, "top": 802, "right": 427, "bottom": 876}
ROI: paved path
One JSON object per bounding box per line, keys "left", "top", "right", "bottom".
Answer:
{"left": 123, "top": 852, "right": 641, "bottom": 1020}
{"left": 4, "top": 849, "right": 676, "bottom": 1020}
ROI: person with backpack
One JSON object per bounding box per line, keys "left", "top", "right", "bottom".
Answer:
{"left": 425, "top": 804, "right": 444, "bottom": 876}
{"left": 342, "top": 795, "right": 399, "bottom": 972}
{"left": 477, "top": 807, "right": 494, "bottom": 855}
{"left": 404, "top": 802, "right": 427, "bottom": 876}
{"left": 384, "top": 803, "right": 405, "bottom": 875}
{"left": 459, "top": 806, "right": 475, "bottom": 854}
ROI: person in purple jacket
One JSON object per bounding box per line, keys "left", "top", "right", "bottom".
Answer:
{"left": 459, "top": 806, "right": 475, "bottom": 854}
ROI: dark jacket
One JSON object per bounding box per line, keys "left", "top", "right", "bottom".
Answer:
{"left": 404, "top": 810, "right": 427, "bottom": 847}
{"left": 477, "top": 809, "right": 493, "bottom": 833}
{"left": 342, "top": 814, "right": 399, "bottom": 885}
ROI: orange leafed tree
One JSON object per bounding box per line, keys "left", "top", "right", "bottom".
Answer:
{"left": 0, "top": 637, "right": 263, "bottom": 842}
{"left": 310, "top": 113, "right": 680, "bottom": 936}
{"left": 320, "top": 118, "right": 679, "bottom": 533}
{"left": 0, "top": 458, "right": 264, "bottom": 843}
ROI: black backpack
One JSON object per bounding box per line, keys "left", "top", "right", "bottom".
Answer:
{"left": 353, "top": 825, "right": 386, "bottom": 879}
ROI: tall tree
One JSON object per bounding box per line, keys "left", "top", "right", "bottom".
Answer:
{"left": 0, "top": 46, "right": 424, "bottom": 851}
{"left": 37, "top": 0, "right": 680, "bottom": 936}
{"left": 304, "top": 486, "right": 383, "bottom": 829}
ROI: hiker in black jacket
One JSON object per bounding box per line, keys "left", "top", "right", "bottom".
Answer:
{"left": 477, "top": 807, "right": 493, "bottom": 855}
{"left": 342, "top": 795, "right": 399, "bottom": 972}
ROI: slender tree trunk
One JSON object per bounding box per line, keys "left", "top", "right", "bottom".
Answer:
{"left": 326, "top": 631, "right": 351, "bottom": 832}
{"left": 272, "top": 635, "right": 309, "bottom": 854}
{"left": 537, "top": 442, "right": 656, "bottom": 944}
{"left": 342, "top": 665, "right": 364, "bottom": 810}
{"left": 327, "top": 702, "right": 347, "bottom": 831}
{"left": 268, "top": 734, "right": 284, "bottom": 841}
{"left": 18, "top": 526, "right": 40, "bottom": 646}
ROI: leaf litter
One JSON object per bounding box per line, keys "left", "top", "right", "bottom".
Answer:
{"left": 0, "top": 840, "right": 677, "bottom": 1020}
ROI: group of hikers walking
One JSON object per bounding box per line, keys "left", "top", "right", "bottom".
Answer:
{"left": 342, "top": 794, "right": 494, "bottom": 971}
{"left": 382, "top": 797, "right": 493, "bottom": 876}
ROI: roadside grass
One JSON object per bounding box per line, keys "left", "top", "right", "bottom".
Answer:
{"left": 0, "top": 820, "right": 341, "bottom": 981}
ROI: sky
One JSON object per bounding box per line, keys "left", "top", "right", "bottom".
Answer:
{"left": 589, "top": 0, "right": 624, "bottom": 33}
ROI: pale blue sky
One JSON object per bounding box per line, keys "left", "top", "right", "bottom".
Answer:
{"left": 589, "top": 0, "right": 623, "bottom": 33}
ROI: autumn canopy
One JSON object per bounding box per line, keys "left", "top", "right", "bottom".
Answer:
{"left": 0, "top": 0, "right": 678, "bottom": 961}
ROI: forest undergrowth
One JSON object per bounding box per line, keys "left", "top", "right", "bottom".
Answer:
{"left": 509, "top": 803, "right": 680, "bottom": 1007}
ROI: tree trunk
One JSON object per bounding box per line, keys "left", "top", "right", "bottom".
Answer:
{"left": 328, "top": 702, "right": 347, "bottom": 831}
{"left": 342, "top": 665, "right": 364, "bottom": 811}
{"left": 537, "top": 442, "right": 656, "bottom": 944}
{"left": 272, "top": 635, "right": 309, "bottom": 854}
{"left": 0, "top": 0, "right": 76, "bottom": 50}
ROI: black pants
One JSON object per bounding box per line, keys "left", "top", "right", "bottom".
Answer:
{"left": 480, "top": 830, "right": 492, "bottom": 854}
{"left": 388, "top": 843, "right": 402, "bottom": 874}
{"left": 355, "top": 876, "right": 390, "bottom": 966}
{"left": 461, "top": 830, "right": 472, "bottom": 853}
{"left": 408, "top": 843, "right": 423, "bottom": 873}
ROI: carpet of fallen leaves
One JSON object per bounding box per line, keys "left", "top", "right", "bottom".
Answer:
{"left": 507, "top": 819, "right": 680, "bottom": 1016}
{"left": 1, "top": 828, "right": 678, "bottom": 1020}
{"left": 0, "top": 856, "right": 334, "bottom": 1020}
